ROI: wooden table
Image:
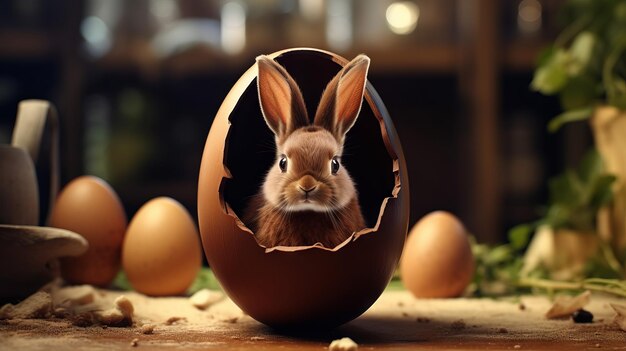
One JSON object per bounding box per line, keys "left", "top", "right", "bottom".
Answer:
{"left": 1, "top": 290, "right": 625, "bottom": 350}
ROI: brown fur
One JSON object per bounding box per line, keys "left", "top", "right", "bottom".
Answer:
{"left": 249, "top": 197, "right": 365, "bottom": 248}
{"left": 249, "top": 54, "right": 370, "bottom": 248}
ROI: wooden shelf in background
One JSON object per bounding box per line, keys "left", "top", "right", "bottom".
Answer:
{"left": 352, "top": 44, "right": 460, "bottom": 74}
{"left": 502, "top": 40, "right": 550, "bottom": 71}
{"left": 89, "top": 42, "right": 461, "bottom": 78}
{"left": 0, "top": 29, "right": 56, "bottom": 58}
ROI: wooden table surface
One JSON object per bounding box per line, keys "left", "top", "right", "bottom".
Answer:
{"left": 1, "top": 290, "right": 625, "bottom": 350}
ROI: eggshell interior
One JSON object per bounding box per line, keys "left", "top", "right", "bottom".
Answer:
{"left": 198, "top": 48, "right": 409, "bottom": 328}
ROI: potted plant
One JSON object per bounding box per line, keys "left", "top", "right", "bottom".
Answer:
{"left": 525, "top": 0, "right": 626, "bottom": 279}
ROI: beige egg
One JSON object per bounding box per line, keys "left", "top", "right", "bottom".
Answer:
{"left": 400, "top": 211, "right": 475, "bottom": 298}
{"left": 50, "top": 176, "right": 127, "bottom": 287}
{"left": 122, "top": 197, "right": 202, "bottom": 296}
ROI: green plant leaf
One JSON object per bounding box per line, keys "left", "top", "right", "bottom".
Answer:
{"left": 508, "top": 224, "right": 533, "bottom": 250}
{"left": 616, "top": 2, "right": 626, "bottom": 23}
{"left": 484, "top": 245, "right": 514, "bottom": 266}
{"left": 548, "top": 107, "right": 594, "bottom": 132}
{"left": 540, "top": 145, "right": 616, "bottom": 233}
{"left": 610, "top": 78, "right": 626, "bottom": 109}
{"left": 568, "top": 31, "right": 597, "bottom": 74}
{"left": 112, "top": 270, "right": 132, "bottom": 290}
{"left": 559, "top": 74, "right": 599, "bottom": 110}
{"left": 536, "top": 46, "right": 556, "bottom": 67}
{"left": 578, "top": 148, "right": 603, "bottom": 182}
{"left": 587, "top": 174, "right": 617, "bottom": 209}
{"left": 532, "top": 50, "right": 572, "bottom": 95}
{"left": 188, "top": 267, "right": 222, "bottom": 294}
{"left": 549, "top": 169, "right": 584, "bottom": 204}
{"left": 543, "top": 203, "right": 573, "bottom": 229}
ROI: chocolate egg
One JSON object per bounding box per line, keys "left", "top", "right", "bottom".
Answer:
{"left": 198, "top": 48, "right": 409, "bottom": 328}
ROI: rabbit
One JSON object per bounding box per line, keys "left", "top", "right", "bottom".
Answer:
{"left": 243, "top": 54, "right": 370, "bottom": 248}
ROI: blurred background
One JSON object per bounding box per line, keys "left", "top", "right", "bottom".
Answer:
{"left": 0, "top": 0, "right": 592, "bottom": 244}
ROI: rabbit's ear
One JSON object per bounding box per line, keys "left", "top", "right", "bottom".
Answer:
{"left": 314, "top": 55, "right": 370, "bottom": 140}
{"left": 256, "top": 56, "right": 309, "bottom": 138}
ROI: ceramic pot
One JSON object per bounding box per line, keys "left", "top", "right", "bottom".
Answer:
{"left": 0, "top": 145, "right": 39, "bottom": 226}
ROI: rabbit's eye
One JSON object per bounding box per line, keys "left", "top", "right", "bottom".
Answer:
{"left": 331, "top": 157, "right": 340, "bottom": 175}
{"left": 279, "top": 156, "right": 288, "bottom": 172}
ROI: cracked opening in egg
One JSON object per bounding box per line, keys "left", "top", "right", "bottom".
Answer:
{"left": 221, "top": 52, "right": 397, "bottom": 249}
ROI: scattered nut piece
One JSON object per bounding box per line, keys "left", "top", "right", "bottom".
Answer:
{"left": 90, "top": 296, "right": 134, "bottom": 327}
{"left": 546, "top": 291, "right": 591, "bottom": 319}
{"left": 610, "top": 303, "right": 626, "bottom": 331}
{"left": 10, "top": 291, "right": 52, "bottom": 319}
{"left": 595, "top": 343, "right": 601, "bottom": 348}
{"left": 189, "top": 289, "right": 223, "bottom": 310}
{"left": 139, "top": 324, "right": 155, "bottom": 334}
{"left": 130, "top": 338, "right": 139, "bottom": 347}
{"left": 115, "top": 296, "right": 134, "bottom": 320}
{"left": 0, "top": 304, "right": 15, "bottom": 319}
{"left": 96, "top": 308, "right": 125, "bottom": 326}
{"left": 165, "top": 316, "right": 186, "bottom": 325}
{"left": 329, "top": 337, "right": 358, "bottom": 351}
{"left": 53, "top": 285, "right": 96, "bottom": 307}
{"left": 221, "top": 317, "right": 239, "bottom": 324}
{"left": 514, "top": 345, "right": 521, "bottom": 349}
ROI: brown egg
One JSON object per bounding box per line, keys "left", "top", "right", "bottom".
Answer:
{"left": 122, "top": 197, "right": 202, "bottom": 296}
{"left": 198, "top": 48, "right": 409, "bottom": 328}
{"left": 400, "top": 211, "right": 475, "bottom": 298}
{"left": 49, "top": 176, "right": 127, "bottom": 286}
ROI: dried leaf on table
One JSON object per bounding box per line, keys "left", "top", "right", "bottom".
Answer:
{"left": 189, "top": 289, "right": 223, "bottom": 310}
{"left": 611, "top": 303, "right": 626, "bottom": 331}
{"left": 545, "top": 290, "right": 591, "bottom": 319}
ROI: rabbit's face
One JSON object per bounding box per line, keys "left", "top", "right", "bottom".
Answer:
{"left": 256, "top": 54, "right": 369, "bottom": 214}
{"left": 263, "top": 127, "right": 356, "bottom": 212}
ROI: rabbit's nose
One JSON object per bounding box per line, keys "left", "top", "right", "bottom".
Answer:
{"left": 298, "top": 175, "right": 317, "bottom": 193}
{"left": 299, "top": 185, "right": 317, "bottom": 193}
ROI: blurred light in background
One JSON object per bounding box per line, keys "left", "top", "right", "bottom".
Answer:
{"left": 517, "top": 0, "right": 542, "bottom": 35}
{"left": 152, "top": 19, "right": 220, "bottom": 58}
{"left": 386, "top": 1, "right": 419, "bottom": 35}
{"left": 84, "top": 94, "right": 111, "bottom": 178}
{"left": 149, "top": 0, "right": 179, "bottom": 25}
{"left": 221, "top": 1, "right": 246, "bottom": 55}
{"left": 81, "top": 16, "right": 112, "bottom": 58}
{"left": 299, "top": 0, "right": 324, "bottom": 21}
{"left": 326, "top": 0, "right": 352, "bottom": 51}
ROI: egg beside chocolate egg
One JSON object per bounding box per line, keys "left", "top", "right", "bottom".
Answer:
{"left": 400, "top": 211, "right": 475, "bottom": 298}
{"left": 198, "top": 48, "right": 409, "bottom": 328}
{"left": 122, "top": 197, "right": 202, "bottom": 296}
{"left": 49, "top": 176, "right": 127, "bottom": 287}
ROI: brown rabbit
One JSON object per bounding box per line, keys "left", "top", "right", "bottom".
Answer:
{"left": 243, "top": 54, "right": 370, "bottom": 248}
